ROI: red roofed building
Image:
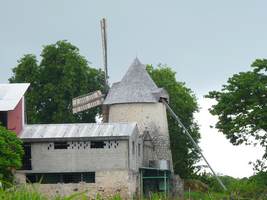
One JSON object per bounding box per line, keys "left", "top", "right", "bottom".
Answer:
{"left": 0, "top": 83, "right": 30, "bottom": 135}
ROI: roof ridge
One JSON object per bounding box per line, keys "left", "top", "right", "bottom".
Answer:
{"left": 104, "top": 58, "right": 163, "bottom": 105}
{"left": 25, "top": 122, "right": 137, "bottom": 126}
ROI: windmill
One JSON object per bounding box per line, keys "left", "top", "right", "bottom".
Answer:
{"left": 72, "top": 18, "right": 227, "bottom": 191}
{"left": 72, "top": 18, "right": 109, "bottom": 121}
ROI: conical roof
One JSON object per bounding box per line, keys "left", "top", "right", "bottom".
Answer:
{"left": 104, "top": 58, "right": 169, "bottom": 105}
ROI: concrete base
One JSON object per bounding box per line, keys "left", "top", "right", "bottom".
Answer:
{"left": 170, "top": 175, "right": 184, "bottom": 200}
{"left": 15, "top": 170, "right": 139, "bottom": 199}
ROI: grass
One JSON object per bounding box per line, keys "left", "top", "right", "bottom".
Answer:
{"left": 0, "top": 185, "right": 176, "bottom": 200}
{"left": 0, "top": 185, "right": 89, "bottom": 200}
{"left": 1, "top": 185, "right": 263, "bottom": 200}
{"left": 0, "top": 184, "right": 125, "bottom": 200}
{"left": 184, "top": 191, "right": 229, "bottom": 200}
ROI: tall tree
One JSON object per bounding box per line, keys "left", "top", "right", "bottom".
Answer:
{"left": 9, "top": 40, "right": 105, "bottom": 124}
{"left": 0, "top": 126, "right": 24, "bottom": 185}
{"left": 147, "top": 64, "right": 200, "bottom": 178}
{"left": 206, "top": 59, "right": 267, "bottom": 167}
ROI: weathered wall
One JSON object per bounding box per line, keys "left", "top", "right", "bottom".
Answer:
{"left": 31, "top": 140, "right": 129, "bottom": 172}
{"left": 109, "top": 103, "right": 169, "bottom": 136}
{"left": 143, "top": 139, "right": 154, "bottom": 167}
{"left": 109, "top": 103, "right": 173, "bottom": 170}
{"left": 16, "top": 170, "right": 138, "bottom": 199}
{"left": 129, "top": 129, "right": 143, "bottom": 171}
{"left": 7, "top": 98, "right": 23, "bottom": 135}
{"left": 18, "top": 128, "right": 143, "bottom": 198}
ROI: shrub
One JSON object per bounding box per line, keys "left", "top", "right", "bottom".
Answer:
{"left": 0, "top": 126, "right": 24, "bottom": 187}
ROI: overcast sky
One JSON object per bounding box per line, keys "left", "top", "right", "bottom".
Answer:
{"left": 0, "top": 0, "right": 266, "bottom": 178}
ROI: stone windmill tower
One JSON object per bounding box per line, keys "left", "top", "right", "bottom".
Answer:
{"left": 104, "top": 58, "right": 173, "bottom": 170}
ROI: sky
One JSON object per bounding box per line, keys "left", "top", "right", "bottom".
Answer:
{"left": 0, "top": 0, "right": 266, "bottom": 178}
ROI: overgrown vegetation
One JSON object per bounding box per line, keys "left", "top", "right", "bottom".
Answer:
{"left": 1, "top": 181, "right": 266, "bottom": 200}
{"left": 0, "top": 185, "right": 89, "bottom": 200}
{"left": 187, "top": 172, "right": 267, "bottom": 199}
{"left": 206, "top": 59, "right": 267, "bottom": 168}
{"left": 0, "top": 185, "right": 168, "bottom": 200}
{"left": 0, "top": 126, "right": 23, "bottom": 186}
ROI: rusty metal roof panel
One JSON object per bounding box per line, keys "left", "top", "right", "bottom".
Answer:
{"left": 19, "top": 123, "right": 137, "bottom": 140}
{"left": 0, "top": 83, "right": 30, "bottom": 111}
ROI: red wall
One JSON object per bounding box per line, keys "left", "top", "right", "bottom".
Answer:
{"left": 8, "top": 99, "right": 23, "bottom": 135}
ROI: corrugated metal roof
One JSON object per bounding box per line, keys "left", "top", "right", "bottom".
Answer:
{"left": 104, "top": 58, "right": 169, "bottom": 105}
{"left": 19, "top": 122, "right": 137, "bottom": 141}
{"left": 0, "top": 83, "right": 30, "bottom": 111}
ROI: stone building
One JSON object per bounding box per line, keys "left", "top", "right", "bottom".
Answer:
{"left": 11, "top": 58, "right": 183, "bottom": 199}
{"left": 18, "top": 123, "right": 142, "bottom": 198}
{"left": 104, "top": 58, "right": 173, "bottom": 169}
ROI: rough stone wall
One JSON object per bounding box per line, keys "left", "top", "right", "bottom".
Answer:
{"left": 129, "top": 130, "right": 143, "bottom": 171}
{"left": 30, "top": 140, "right": 129, "bottom": 172}
{"left": 15, "top": 170, "right": 139, "bottom": 199}
{"left": 143, "top": 137, "right": 154, "bottom": 166}
{"left": 171, "top": 175, "right": 184, "bottom": 200}
{"left": 108, "top": 103, "right": 173, "bottom": 171}
{"left": 109, "top": 103, "right": 169, "bottom": 136}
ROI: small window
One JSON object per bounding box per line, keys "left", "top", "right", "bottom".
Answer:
{"left": 62, "top": 173, "right": 81, "bottom": 183}
{"left": 82, "top": 172, "right": 95, "bottom": 183}
{"left": 26, "top": 174, "right": 36, "bottom": 183}
{"left": 26, "top": 172, "right": 95, "bottom": 184}
{"left": 41, "top": 173, "right": 61, "bottom": 184}
{"left": 132, "top": 141, "right": 135, "bottom": 155}
{"left": 21, "top": 143, "right": 32, "bottom": 170}
{"left": 54, "top": 142, "right": 69, "bottom": 149}
{"left": 138, "top": 143, "right": 141, "bottom": 157}
{"left": 26, "top": 173, "right": 61, "bottom": 184}
{"left": 91, "top": 141, "right": 105, "bottom": 148}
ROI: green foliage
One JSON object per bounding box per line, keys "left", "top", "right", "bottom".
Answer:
{"left": 148, "top": 192, "right": 168, "bottom": 200}
{"left": 184, "top": 191, "right": 228, "bottom": 200}
{"left": 0, "top": 186, "right": 127, "bottom": 200}
{"left": 0, "top": 126, "right": 24, "bottom": 185}
{"left": 0, "top": 185, "right": 88, "bottom": 200}
{"left": 9, "top": 40, "right": 105, "bottom": 124}
{"left": 0, "top": 187, "right": 44, "bottom": 200}
{"left": 206, "top": 59, "right": 267, "bottom": 162}
{"left": 197, "top": 172, "right": 267, "bottom": 199}
{"left": 146, "top": 64, "right": 200, "bottom": 178}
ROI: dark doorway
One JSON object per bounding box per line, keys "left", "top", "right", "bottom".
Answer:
{"left": 140, "top": 168, "right": 171, "bottom": 199}
{"left": 0, "top": 111, "right": 8, "bottom": 128}
{"left": 21, "top": 143, "right": 32, "bottom": 170}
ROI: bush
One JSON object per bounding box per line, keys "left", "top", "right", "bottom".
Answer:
{"left": 0, "top": 126, "right": 24, "bottom": 186}
{"left": 196, "top": 172, "right": 267, "bottom": 199}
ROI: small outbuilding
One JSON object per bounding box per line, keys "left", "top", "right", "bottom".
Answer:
{"left": 18, "top": 122, "right": 143, "bottom": 198}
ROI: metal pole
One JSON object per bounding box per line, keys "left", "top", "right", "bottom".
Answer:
{"left": 100, "top": 18, "right": 109, "bottom": 122}
{"left": 161, "top": 99, "right": 227, "bottom": 191}
{"left": 100, "top": 18, "right": 108, "bottom": 89}
{"left": 164, "top": 171, "right": 167, "bottom": 199}
{"left": 140, "top": 169, "right": 143, "bottom": 199}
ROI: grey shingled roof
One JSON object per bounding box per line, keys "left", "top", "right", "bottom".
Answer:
{"left": 19, "top": 122, "right": 137, "bottom": 141}
{"left": 104, "top": 58, "right": 169, "bottom": 105}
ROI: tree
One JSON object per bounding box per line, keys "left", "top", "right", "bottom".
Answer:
{"left": 147, "top": 64, "right": 201, "bottom": 178}
{"left": 206, "top": 59, "right": 267, "bottom": 165}
{"left": 9, "top": 40, "right": 105, "bottom": 124}
{"left": 0, "top": 125, "right": 24, "bottom": 185}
